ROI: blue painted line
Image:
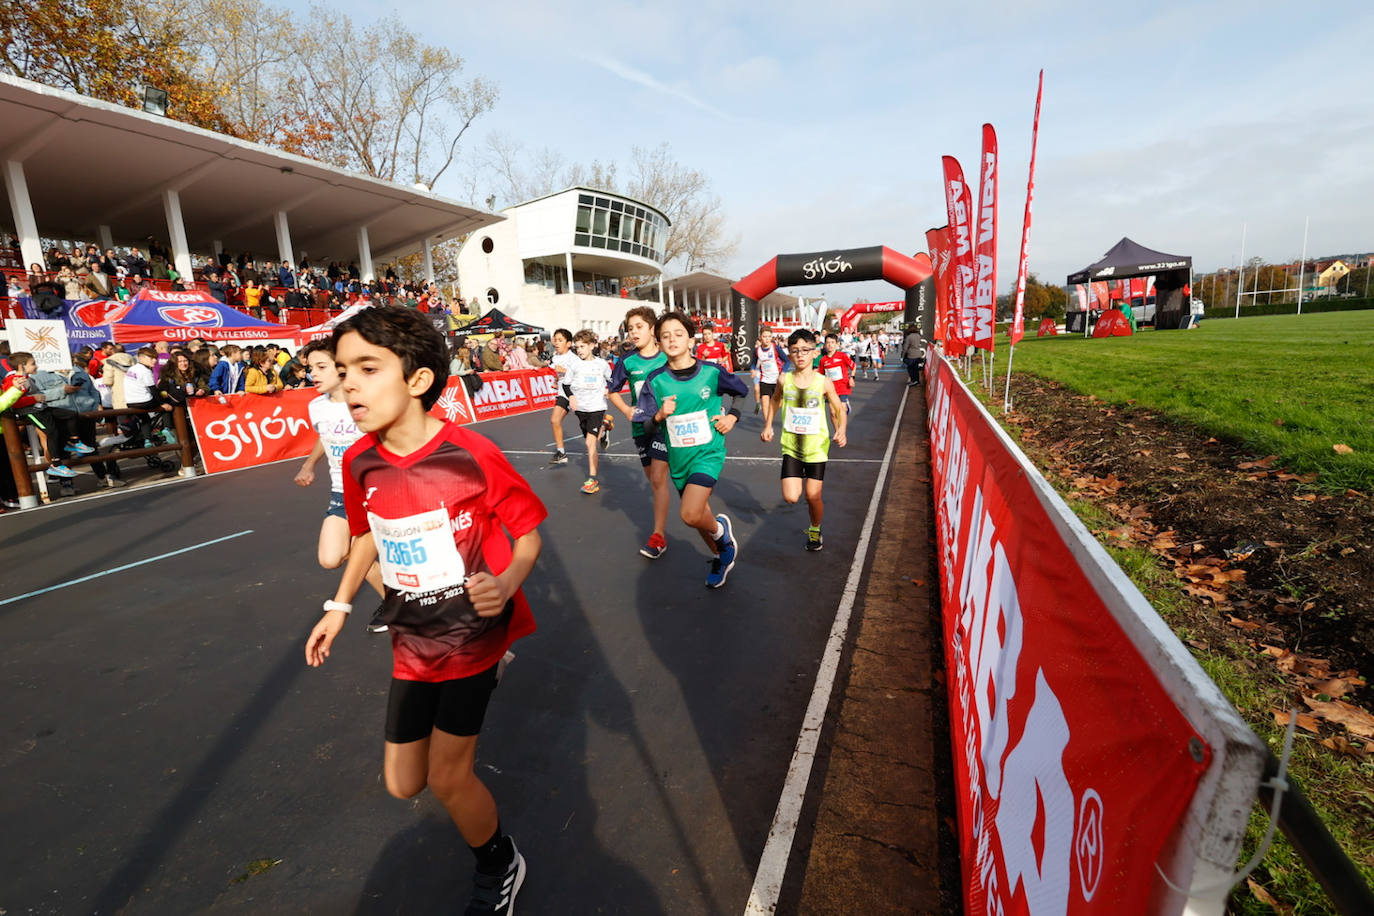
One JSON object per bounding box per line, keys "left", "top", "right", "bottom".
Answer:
{"left": 0, "top": 530, "right": 255, "bottom": 607}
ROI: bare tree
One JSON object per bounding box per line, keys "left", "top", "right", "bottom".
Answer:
{"left": 480, "top": 139, "right": 731, "bottom": 273}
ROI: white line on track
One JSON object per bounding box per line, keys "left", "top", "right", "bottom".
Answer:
{"left": 0, "top": 530, "right": 255, "bottom": 606}
{"left": 498, "top": 449, "right": 881, "bottom": 464}
{"left": 742, "top": 387, "right": 910, "bottom": 914}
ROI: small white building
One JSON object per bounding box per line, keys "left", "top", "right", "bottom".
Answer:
{"left": 454, "top": 187, "right": 670, "bottom": 337}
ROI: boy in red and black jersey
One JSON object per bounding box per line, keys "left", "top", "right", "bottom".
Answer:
{"left": 693, "top": 324, "right": 732, "bottom": 370}
{"left": 819, "top": 332, "right": 856, "bottom": 413}
{"left": 305, "top": 306, "right": 542, "bottom": 916}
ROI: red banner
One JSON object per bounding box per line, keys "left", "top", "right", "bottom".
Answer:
{"left": 926, "top": 226, "right": 955, "bottom": 346}
{"left": 971, "top": 124, "right": 998, "bottom": 352}
{"left": 942, "top": 156, "right": 977, "bottom": 349}
{"left": 1091, "top": 308, "right": 1133, "bottom": 337}
{"left": 464, "top": 368, "right": 560, "bottom": 422}
{"left": 188, "top": 389, "right": 317, "bottom": 474}
{"left": 926, "top": 356, "right": 1208, "bottom": 914}
{"left": 1037, "top": 317, "right": 1057, "bottom": 337}
{"left": 1010, "top": 71, "right": 1043, "bottom": 347}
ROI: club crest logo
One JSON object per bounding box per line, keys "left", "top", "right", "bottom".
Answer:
{"left": 158, "top": 306, "right": 222, "bottom": 326}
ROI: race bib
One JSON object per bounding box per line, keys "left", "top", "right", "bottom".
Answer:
{"left": 368, "top": 507, "right": 465, "bottom": 594}
{"left": 784, "top": 406, "right": 824, "bottom": 436}
{"left": 666, "top": 409, "right": 713, "bottom": 448}
{"left": 825, "top": 366, "right": 843, "bottom": 381}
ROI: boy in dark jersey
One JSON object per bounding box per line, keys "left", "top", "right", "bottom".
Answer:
{"left": 304, "top": 306, "right": 544, "bottom": 916}
{"left": 636, "top": 311, "right": 750, "bottom": 588}
{"left": 819, "top": 332, "right": 856, "bottom": 413}
{"left": 608, "top": 305, "right": 670, "bottom": 558}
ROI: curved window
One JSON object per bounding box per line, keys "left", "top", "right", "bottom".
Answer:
{"left": 573, "top": 196, "right": 668, "bottom": 263}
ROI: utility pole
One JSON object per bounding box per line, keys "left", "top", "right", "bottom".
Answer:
{"left": 1296, "top": 216, "right": 1309, "bottom": 316}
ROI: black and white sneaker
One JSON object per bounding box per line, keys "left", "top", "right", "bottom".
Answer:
{"left": 366, "top": 604, "right": 388, "bottom": 633}
{"left": 466, "top": 840, "right": 526, "bottom": 915}
{"left": 549, "top": 449, "right": 568, "bottom": 466}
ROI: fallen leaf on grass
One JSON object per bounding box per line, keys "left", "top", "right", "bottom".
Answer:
{"left": 1332, "top": 443, "right": 1354, "bottom": 455}
{"left": 1183, "top": 584, "right": 1228, "bottom": 605}
{"left": 1205, "top": 437, "right": 1219, "bottom": 445}
{"left": 1263, "top": 540, "right": 1282, "bottom": 548}
{"left": 1228, "top": 616, "right": 1263, "bottom": 631}
{"left": 1172, "top": 452, "right": 1191, "bottom": 459}
{"left": 1271, "top": 709, "right": 1322, "bottom": 733}
{"left": 1135, "top": 448, "right": 1152, "bottom": 456}
{"left": 1151, "top": 532, "right": 1179, "bottom": 550}
{"left": 1302, "top": 698, "right": 1374, "bottom": 738}
{"left": 1246, "top": 877, "right": 1289, "bottom": 912}
{"left": 1238, "top": 455, "right": 1279, "bottom": 470}
{"left": 1309, "top": 677, "right": 1367, "bottom": 700}
{"left": 1319, "top": 735, "right": 1372, "bottom": 757}
{"left": 1346, "top": 489, "right": 1366, "bottom": 500}
{"left": 1293, "top": 493, "right": 1318, "bottom": 502}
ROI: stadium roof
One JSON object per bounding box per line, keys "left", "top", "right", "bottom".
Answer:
{"left": 0, "top": 74, "right": 499, "bottom": 264}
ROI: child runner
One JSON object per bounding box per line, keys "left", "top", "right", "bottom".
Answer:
{"left": 693, "top": 323, "right": 731, "bottom": 369}
{"left": 854, "top": 332, "right": 872, "bottom": 381}
{"left": 607, "top": 305, "right": 670, "bottom": 558}
{"left": 548, "top": 328, "right": 576, "bottom": 465}
{"left": 867, "top": 331, "right": 884, "bottom": 379}
{"left": 305, "top": 306, "right": 543, "bottom": 916}
{"left": 750, "top": 327, "right": 786, "bottom": 414}
{"left": 567, "top": 329, "right": 613, "bottom": 494}
{"left": 295, "top": 340, "right": 388, "bottom": 634}
{"left": 760, "top": 329, "right": 848, "bottom": 551}
{"left": 636, "top": 311, "right": 749, "bottom": 588}
{"left": 819, "top": 332, "right": 856, "bottom": 413}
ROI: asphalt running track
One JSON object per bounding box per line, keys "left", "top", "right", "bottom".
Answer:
{"left": 0, "top": 363, "right": 927, "bottom": 915}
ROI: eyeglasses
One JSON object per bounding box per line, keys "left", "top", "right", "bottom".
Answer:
{"left": 788, "top": 346, "right": 815, "bottom": 355}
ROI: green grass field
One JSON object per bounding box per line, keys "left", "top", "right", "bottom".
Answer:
{"left": 1005, "top": 312, "right": 1374, "bottom": 491}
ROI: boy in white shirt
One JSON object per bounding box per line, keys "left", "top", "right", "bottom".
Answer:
{"left": 294, "top": 340, "right": 387, "bottom": 633}
{"left": 547, "top": 329, "right": 577, "bottom": 465}
{"left": 123, "top": 346, "right": 160, "bottom": 447}
{"left": 567, "top": 329, "right": 613, "bottom": 494}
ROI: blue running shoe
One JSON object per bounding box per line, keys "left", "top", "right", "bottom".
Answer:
{"left": 706, "top": 514, "right": 737, "bottom": 588}
{"left": 65, "top": 441, "right": 94, "bottom": 455}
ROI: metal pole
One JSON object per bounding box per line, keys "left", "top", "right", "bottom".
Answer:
{"left": 1297, "top": 216, "right": 1309, "bottom": 316}
{"left": 1235, "top": 223, "right": 1245, "bottom": 319}
{"left": 1003, "top": 345, "right": 1015, "bottom": 413}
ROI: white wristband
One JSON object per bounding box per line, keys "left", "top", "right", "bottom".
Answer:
{"left": 323, "top": 600, "right": 353, "bottom": 614}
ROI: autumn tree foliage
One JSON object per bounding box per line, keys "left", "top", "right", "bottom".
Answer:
{"left": 0, "top": 0, "right": 235, "bottom": 133}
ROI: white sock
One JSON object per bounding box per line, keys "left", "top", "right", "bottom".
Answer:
{"left": 713, "top": 521, "right": 725, "bottom": 540}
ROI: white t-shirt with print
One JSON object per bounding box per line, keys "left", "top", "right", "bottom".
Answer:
{"left": 308, "top": 393, "right": 362, "bottom": 492}
{"left": 565, "top": 356, "right": 612, "bottom": 412}
{"left": 124, "top": 363, "right": 155, "bottom": 403}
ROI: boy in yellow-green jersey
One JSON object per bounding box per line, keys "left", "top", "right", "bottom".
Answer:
{"left": 760, "top": 328, "right": 847, "bottom": 551}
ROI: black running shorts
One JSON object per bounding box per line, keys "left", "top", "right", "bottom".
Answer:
{"left": 576, "top": 410, "right": 605, "bottom": 437}
{"left": 633, "top": 430, "right": 668, "bottom": 467}
{"left": 781, "top": 454, "right": 827, "bottom": 481}
{"left": 385, "top": 662, "right": 500, "bottom": 742}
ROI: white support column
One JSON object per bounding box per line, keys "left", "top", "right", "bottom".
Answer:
{"left": 695, "top": 289, "right": 701, "bottom": 315}
{"left": 97, "top": 224, "right": 114, "bottom": 251}
{"left": 357, "top": 226, "right": 374, "bottom": 283}
{"left": 422, "top": 237, "right": 435, "bottom": 285}
{"left": 3, "top": 160, "right": 45, "bottom": 270}
{"left": 668, "top": 286, "right": 676, "bottom": 310}
{"left": 162, "top": 189, "right": 194, "bottom": 282}
{"left": 565, "top": 251, "right": 574, "bottom": 295}
{"left": 657, "top": 274, "right": 664, "bottom": 305}
{"left": 274, "top": 211, "right": 294, "bottom": 266}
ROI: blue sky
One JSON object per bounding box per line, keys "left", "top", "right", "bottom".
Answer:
{"left": 300, "top": 0, "right": 1374, "bottom": 303}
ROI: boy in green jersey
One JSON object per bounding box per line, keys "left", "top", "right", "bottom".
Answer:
{"left": 760, "top": 328, "right": 847, "bottom": 551}
{"left": 636, "top": 311, "right": 751, "bottom": 588}
{"left": 608, "top": 305, "right": 671, "bottom": 558}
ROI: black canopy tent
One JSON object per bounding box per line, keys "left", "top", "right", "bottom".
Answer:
{"left": 459, "top": 308, "right": 545, "bottom": 335}
{"left": 1066, "top": 237, "right": 1193, "bottom": 330}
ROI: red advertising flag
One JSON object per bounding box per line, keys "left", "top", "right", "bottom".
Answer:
{"left": 941, "top": 156, "right": 977, "bottom": 348}
{"left": 1036, "top": 317, "right": 1057, "bottom": 336}
{"left": 1074, "top": 284, "right": 1088, "bottom": 311}
{"left": 188, "top": 389, "right": 317, "bottom": 474}
{"left": 1010, "top": 70, "right": 1043, "bottom": 347}
{"left": 925, "top": 358, "right": 1208, "bottom": 914}
{"left": 926, "top": 226, "right": 955, "bottom": 343}
{"left": 970, "top": 124, "right": 998, "bottom": 352}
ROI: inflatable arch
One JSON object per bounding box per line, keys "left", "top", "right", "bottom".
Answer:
{"left": 839, "top": 300, "right": 904, "bottom": 331}
{"left": 728, "top": 246, "right": 934, "bottom": 371}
